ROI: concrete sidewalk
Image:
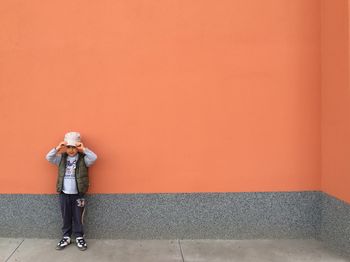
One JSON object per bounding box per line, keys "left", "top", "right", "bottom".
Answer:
{"left": 1, "top": 238, "right": 349, "bottom": 262}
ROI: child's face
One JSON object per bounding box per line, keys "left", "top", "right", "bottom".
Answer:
{"left": 66, "top": 146, "right": 78, "bottom": 157}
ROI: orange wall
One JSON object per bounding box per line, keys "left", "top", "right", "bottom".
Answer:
{"left": 321, "top": 0, "right": 350, "bottom": 203}
{"left": 0, "top": 0, "right": 321, "bottom": 194}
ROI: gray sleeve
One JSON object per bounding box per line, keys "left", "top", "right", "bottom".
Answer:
{"left": 83, "top": 148, "right": 97, "bottom": 167}
{"left": 45, "top": 148, "right": 62, "bottom": 166}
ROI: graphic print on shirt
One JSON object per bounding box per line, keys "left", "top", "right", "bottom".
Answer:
{"left": 62, "top": 156, "right": 79, "bottom": 194}
{"left": 65, "top": 159, "right": 77, "bottom": 179}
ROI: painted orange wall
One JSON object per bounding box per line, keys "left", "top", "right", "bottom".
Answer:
{"left": 0, "top": 0, "right": 321, "bottom": 194}
{"left": 321, "top": 0, "right": 350, "bottom": 203}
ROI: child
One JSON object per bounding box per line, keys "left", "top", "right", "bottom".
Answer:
{"left": 46, "top": 131, "right": 97, "bottom": 251}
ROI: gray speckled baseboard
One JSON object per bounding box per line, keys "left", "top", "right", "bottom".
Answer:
{"left": 87, "top": 192, "right": 322, "bottom": 239}
{"left": 0, "top": 192, "right": 321, "bottom": 239}
{"left": 0, "top": 194, "right": 60, "bottom": 238}
{"left": 318, "top": 192, "right": 350, "bottom": 257}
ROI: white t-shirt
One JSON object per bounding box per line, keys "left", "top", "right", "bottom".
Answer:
{"left": 62, "top": 155, "right": 79, "bottom": 194}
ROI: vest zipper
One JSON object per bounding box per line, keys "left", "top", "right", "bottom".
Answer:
{"left": 75, "top": 154, "right": 80, "bottom": 194}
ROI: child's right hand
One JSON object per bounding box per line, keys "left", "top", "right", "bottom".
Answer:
{"left": 56, "top": 141, "right": 67, "bottom": 151}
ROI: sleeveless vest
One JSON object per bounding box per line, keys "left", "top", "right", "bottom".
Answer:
{"left": 57, "top": 153, "right": 89, "bottom": 194}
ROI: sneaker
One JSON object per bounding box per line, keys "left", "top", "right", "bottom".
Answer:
{"left": 56, "top": 236, "right": 71, "bottom": 250}
{"left": 76, "top": 237, "right": 87, "bottom": 251}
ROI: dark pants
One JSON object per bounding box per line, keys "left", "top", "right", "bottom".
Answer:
{"left": 59, "top": 192, "right": 86, "bottom": 238}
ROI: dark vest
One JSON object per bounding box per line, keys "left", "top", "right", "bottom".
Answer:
{"left": 57, "top": 153, "right": 89, "bottom": 194}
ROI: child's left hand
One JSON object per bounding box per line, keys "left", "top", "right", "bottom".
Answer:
{"left": 76, "top": 142, "right": 85, "bottom": 152}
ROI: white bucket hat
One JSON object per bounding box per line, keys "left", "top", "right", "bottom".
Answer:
{"left": 64, "top": 131, "right": 81, "bottom": 147}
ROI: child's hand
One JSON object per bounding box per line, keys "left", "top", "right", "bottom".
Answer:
{"left": 56, "top": 141, "right": 66, "bottom": 151}
{"left": 76, "top": 142, "right": 85, "bottom": 152}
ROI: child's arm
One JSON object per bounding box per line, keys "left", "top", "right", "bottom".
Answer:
{"left": 83, "top": 148, "right": 98, "bottom": 167}
{"left": 76, "top": 142, "right": 97, "bottom": 167}
{"left": 45, "top": 142, "right": 65, "bottom": 166}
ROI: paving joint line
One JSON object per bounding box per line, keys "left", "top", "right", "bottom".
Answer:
{"left": 5, "top": 238, "right": 25, "bottom": 262}
{"left": 178, "top": 239, "right": 185, "bottom": 262}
